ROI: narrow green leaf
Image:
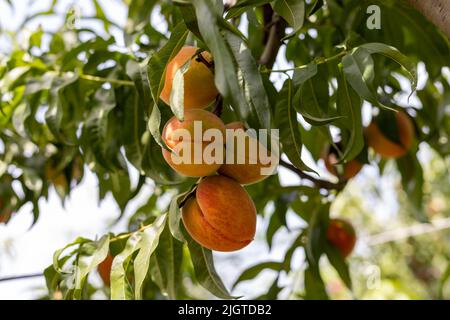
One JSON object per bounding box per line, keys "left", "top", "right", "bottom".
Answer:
{"left": 273, "top": 0, "right": 305, "bottom": 39}
{"left": 359, "top": 42, "right": 417, "bottom": 98}
{"left": 153, "top": 224, "right": 183, "bottom": 299}
{"left": 170, "top": 60, "right": 190, "bottom": 121}
{"left": 184, "top": 228, "right": 234, "bottom": 299}
{"left": 111, "top": 232, "right": 142, "bottom": 300}
{"left": 134, "top": 214, "right": 167, "bottom": 300}
{"left": 324, "top": 244, "right": 352, "bottom": 290}
{"left": 232, "top": 262, "right": 283, "bottom": 289}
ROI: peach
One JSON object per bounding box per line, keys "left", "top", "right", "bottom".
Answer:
{"left": 160, "top": 46, "right": 219, "bottom": 109}
{"left": 323, "top": 147, "right": 363, "bottom": 180}
{"left": 98, "top": 254, "right": 113, "bottom": 286}
{"left": 365, "top": 111, "right": 415, "bottom": 159}
{"left": 326, "top": 219, "right": 356, "bottom": 258}
{"left": 182, "top": 175, "right": 257, "bottom": 251}
{"left": 162, "top": 109, "right": 225, "bottom": 177}
{"left": 218, "top": 122, "right": 273, "bottom": 185}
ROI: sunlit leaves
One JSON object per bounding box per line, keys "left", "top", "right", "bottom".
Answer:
{"left": 273, "top": 0, "right": 305, "bottom": 39}
{"left": 146, "top": 21, "right": 188, "bottom": 147}
{"left": 184, "top": 228, "right": 234, "bottom": 299}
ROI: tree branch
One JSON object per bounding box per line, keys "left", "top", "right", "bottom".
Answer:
{"left": 404, "top": 0, "right": 450, "bottom": 40}
{"left": 258, "top": 4, "right": 286, "bottom": 68}
{"left": 0, "top": 273, "right": 44, "bottom": 282}
{"left": 279, "top": 159, "right": 346, "bottom": 190}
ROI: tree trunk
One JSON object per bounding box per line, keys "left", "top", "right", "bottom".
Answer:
{"left": 404, "top": 0, "right": 450, "bottom": 40}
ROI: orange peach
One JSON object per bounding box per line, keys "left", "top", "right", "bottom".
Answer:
{"left": 160, "top": 46, "right": 219, "bottom": 109}
{"left": 182, "top": 175, "right": 257, "bottom": 251}
{"left": 162, "top": 109, "right": 225, "bottom": 177}
{"left": 219, "top": 122, "right": 273, "bottom": 185}
{"left": 365, "top": 111, "right": 414, "bottom": 159}
{"left": 326, "top": 219, "right": 356, "bottom": 258}
{"left": 323, "top": 148, "right": 363, "bottom": 180}
{"left": 98, "top": 254, "right": 113, "bottom": 286}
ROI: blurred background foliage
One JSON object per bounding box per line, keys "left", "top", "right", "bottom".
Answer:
{"left": 0, "top": 0, "right": 449, "bottom": 299}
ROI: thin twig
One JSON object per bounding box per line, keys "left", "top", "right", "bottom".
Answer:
{"left": 279, "top": 159, "right": 346, "bottom": 190}
{"left": 258, "top": 4, "right": 286, "bottom": 68}
{"left": 0, "top": 273, "right": 44, "bottom": 282}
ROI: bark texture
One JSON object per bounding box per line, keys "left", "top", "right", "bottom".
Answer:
{"left": 404, "top": 0, "right": 450, "bottom": 40}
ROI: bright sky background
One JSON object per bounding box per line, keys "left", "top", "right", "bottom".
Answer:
{"left": 0, "top": 0, "right": 434, "bottom": 299}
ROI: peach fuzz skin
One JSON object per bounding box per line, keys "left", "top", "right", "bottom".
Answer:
{"left": 162, "top": 109, "right": 226, "bottom": 177}
{"left": 182, "top": 175, "right": 257, "bottom": 252}
{"left": 218, "top": 122, "right": 272, "bottom": 185}
{"left": 160, "top": 46, "right": 219, "bottom": 109}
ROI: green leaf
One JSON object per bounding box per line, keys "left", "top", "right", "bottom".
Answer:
{"left": 170, "top": 59, "right": 190, "bottom": 121}
{"left": 396, "top": 151, "right": 427, "bottom": 222}
{"left": 191, "top": 0, "right": 251, "bottom": 125}
{"left": 226, "top": 32, "right": 271, "bottom": 129}
{"left": 336, "top": 69, "right": 364, "bottom": 161}
{"left": 304, "top": 263, "right": 328, "bottom": 299}
{"left": 273, "top": 0, "right": 305, "bottom": 39}
{"left": 359, "top": 42, "right": 417, "bottom": 98}
{"left": 111, "top": 232, "right": 143, "bottom": 300}
{"left": 342, "top": 48, "right": 392, "bottom": 111}
{"left": 125, "top": 0, "right": 156, "bottom": 44}
{"left": 73, "top": 235, "right": 110, "bottom": 299}
{"left": 438, "top": 263, "right": 450, "bottom": 299}
{"left": 53, "top": 237, "right": 91, "bottom": 274}
{"left": 305, "top": 203, "right": 329, "bottom": 265}
{"left": 146, "top": 22, "right": 188, "bottom": 146}
{"left": 147, "top": 22, "right": 188, "bottom": 105}
{"left": 169, "top": 188, "right": 196, "bottom": 242}
{"left": 152, "top": 224, "right": 183, "bottom": 299}
{"left": 275, "top": 79, "right": 313, "bottom": 172}
{"left": 232, "top": 261, "right": 283, "bottom": 289}
{"left": 184, "top": 228, "right": 234, "bottom": 299}
{"left": 134, "top": 214, "right": 167, "bottom": 300}
{"left": 225, "top": 0, "right": 272, "bottom": 19}
{"left": 324, "top": 244, "right": 352, "bottom": 290}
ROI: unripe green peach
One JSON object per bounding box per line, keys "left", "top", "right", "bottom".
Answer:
{"left": 162, "top": 109, "right": 226, "bottom": 177}
{"left": 182, "top": 175, "right": 257, "bottom": 251}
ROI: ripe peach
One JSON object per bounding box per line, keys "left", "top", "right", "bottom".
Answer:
{"left": 162, "top": 109, "right": 225, "bottom": 177}
{"left": 98, "top": 254, "right": 113, "bottom": 286}
{"left": 218, "top": 122, "right": 273, "bottom": 185}
{"left": 323, "top": 147, "right": 363, "bottom": 180}
{"left": 326, "top": 219, "right": 356, "bottom": 258}
{"left": 365, "top": 111, "right": 414, "bottom": 159}
{"left": 182, "top": 175, "right": 257, "bottom": 251}
{"left": 160, "top": 46, "right": 219, "bottom": 109}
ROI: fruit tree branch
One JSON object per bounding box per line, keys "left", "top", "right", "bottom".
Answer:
{"left": 279, "top": 159, "right": 346, "bottom": 191}
{"left": 404, "top": 0, "right": 450, "bottom": 40}
{"left": 0, "top": 273, "right": 44, "bottom": 282}
{"left": 258, "top": 4, "right": 286, "bottom": 68}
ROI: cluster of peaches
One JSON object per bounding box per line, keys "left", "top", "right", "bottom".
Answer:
{"left": 158, "top": 46, "right": 415, "bottom": 258}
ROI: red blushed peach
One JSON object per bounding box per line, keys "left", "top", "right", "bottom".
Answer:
{"left": 160, "top": 46, "right": 219, "bottom": 109}
{"left": 182, "top": 175, "right": 257, "bottom": 252}
{"left": 162, "top": 109, "right": 226, "bottom": 177}
{"left": 326, "top": 219, "right": 356, "bottom": 258}
{"left": 98, "top": 254, "right": 113, "bottom": 286}
{"left": 219, "top": 122, "right": 274, "bottom": 185}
